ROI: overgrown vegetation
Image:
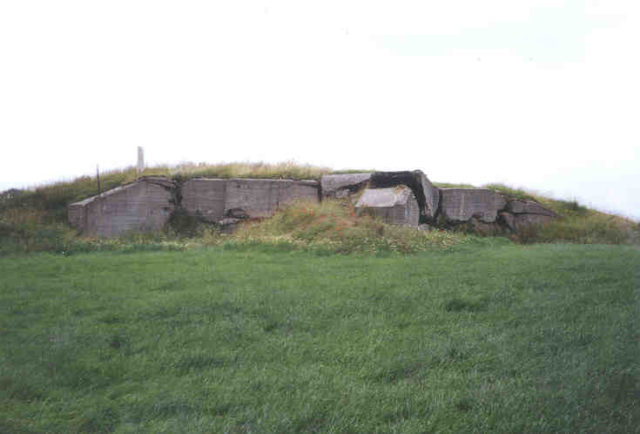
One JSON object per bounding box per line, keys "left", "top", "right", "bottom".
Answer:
{"left": 1, "top": 163, "right": 638, "bottom": 255}
{"left": 0, "top": 200, "right": 473, "bottom": 256}
{"left": 518, "top": 213, "right": 640, "bottom": 245}
{"left": 1, "top": 244, "right": 638, "bottom": 432}
{"left": 479, "top": 183, "right": 638, "bottom": 244}
{"left": 229, "top": 200, "right": 466, "bottom": 254}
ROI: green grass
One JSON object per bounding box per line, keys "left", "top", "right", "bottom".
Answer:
{"left": 230, "top": 200, "right": 468, "bottom": 254}
{"left": 1, "top": 243, "right": 639, "bottom": 432}
{"left": 2, "top": 164, "right": 638, "bottom": 251}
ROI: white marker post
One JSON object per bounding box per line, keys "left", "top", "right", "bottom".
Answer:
{"left": 137, "top": 146, "right": 144, "bottom": 178}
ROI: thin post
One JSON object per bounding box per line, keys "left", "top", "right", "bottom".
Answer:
{"left": 137, "top": 146, "right": 144, "bottom": 178}
{"left": 96, "top": 165, "right": 101, "bottom": 194}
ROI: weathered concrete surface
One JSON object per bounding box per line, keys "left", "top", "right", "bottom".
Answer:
{"left": 182, "top": 178, "right": 226, "bottom": 222}
{"left": 278, "top": 180, "right": 320, "bottom": 206}
{"left": 356, "top": 186, "right": 420, "bottom": 226}
{"left": 506, "top": 199, "right": 557, "bottom": 217}
{"left": 440, "top": 188, "right": 506, "bottom": 223}
{"left": 369, "top": 170, "right": 439, "bottom": 221}
{"left": 498, "top": 211, "right": 516, "bottom": 232}
{"left": 68, "top": 172, "right": 562, "bottom": 237}
{"left": 225, "top": 179, "right": 319, "bottom": 218}
{"left": 68, "top": 177, "right": 174, "bottom": 237}
{"left": 68, "top": 203, "right": 86, "bottom": 231}
{"left": 320, "top": 173, "right": 372, "bottom": 199}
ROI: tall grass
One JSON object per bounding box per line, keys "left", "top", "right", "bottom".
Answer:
{"left": 518, "top": 213, "right": 639, "bottom": 245}
{"left": 435, "top": 182, "right": 639, "bottom": 245}
{"left": 2, "top": 168, "right": 638, "bottom": 251}
{"left": 231, "top": 200, "right": 468, "bottom": 254}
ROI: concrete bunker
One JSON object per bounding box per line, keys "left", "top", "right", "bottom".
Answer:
{"left": 68, "top": 170, "right": 558, "bottom": 237}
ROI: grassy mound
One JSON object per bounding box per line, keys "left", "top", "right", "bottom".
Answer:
{"left": 226, "top": 200, "right": 468, "bottom": 254}
{"left": 480, "top": 184, "right": 638, "bottom": 244}
{"left": 1, "top": 163, "right": 638, "bottom": 254}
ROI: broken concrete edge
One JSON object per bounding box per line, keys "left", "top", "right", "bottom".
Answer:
{"left": 68, "top": 177, "right": 323, "bottom": 236}
{"left": 436, "top": 188, "right": 558, "bottom": 229}
{"left": 320, "top": 173, "right": 372, "bottom": 199}
{"left": 69, "top": 177, "right": 174, "bottom": 208}
{"left": 355, "top": 186, "right": 420, "bottom": 227}
{"left": 68, "top": 173, "right": 559, "bottom": 237}
{"left": 331, "top": 173, "right": 556, "bottom": 229}
{"left": 369, "top": 170, "right": 439, "bottom": 222}
{"left": 505, "top": 199, "right": 559, "bottom": 217}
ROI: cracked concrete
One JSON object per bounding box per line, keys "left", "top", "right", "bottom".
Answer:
{"left": 69, "top": 171, "right": 558, "bottom": 237}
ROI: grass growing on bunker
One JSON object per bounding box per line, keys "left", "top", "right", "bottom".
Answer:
{"left": 1, "top": 162, "right": 638, "bottom": 255}
{"left": 1, "top": 243, "right": 639, "bottom": 432}
{"left": 228, "top": 200, "right": 467, "bottom": 254}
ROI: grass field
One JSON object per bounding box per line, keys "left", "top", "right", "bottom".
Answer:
{"left": 1, "top": 243, "right": 639, "bottom": 432}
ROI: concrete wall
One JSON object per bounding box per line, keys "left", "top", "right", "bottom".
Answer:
{"left": 439, "top": 188, "right": 507, "bottom": 223}
{"left": 68, "top": 172, "right": 558, "bottom": 237}
{"left": 70, "top": 177, "right": 320, "bottom": 237}
{"left": 181, "top": 179, "right": 226, "bottom": 222}
{"left": 70, "top": 178, "right": 173, "bottom": 237}
{"left": 225, "top": 179, "right": 319, "bottom": 218}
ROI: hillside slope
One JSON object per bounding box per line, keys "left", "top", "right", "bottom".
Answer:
{"left": 1, "top": 162, "right": 638, "bottom": 253}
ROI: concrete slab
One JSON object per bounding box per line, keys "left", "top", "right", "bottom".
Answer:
{"left": 440, "top": 188, "right": 506, "bottom": 223}
{"left": 506, "top": 199, "right": 557, "bottom": 216}
{"left": 320, "top": 173, "right": 372, "bottom": 198}
{"left": 356, "top": 186, "right": 420, "bottom": 226}
{"left": 225, "top": 179, "right": 319, "bottom": 218}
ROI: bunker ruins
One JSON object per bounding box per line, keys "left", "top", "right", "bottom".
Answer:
{"left": 68, "top": 170, "right": 557, "bottom": 237}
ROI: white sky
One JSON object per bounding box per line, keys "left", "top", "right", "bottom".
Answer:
{"left": 1, "top": 0, "right": 639, "bottom": 219}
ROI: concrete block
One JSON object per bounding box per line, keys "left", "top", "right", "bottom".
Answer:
{"left": 369, "top": 170, "right": 439, "bottom": 221}
{"left": 506, "top": 200, "right": 557, "bottom": 216}
{"left": 321, "top": 173, "right": 372, "bottom": 198}
{"left": 356, "top": 186, "right": 420, "bottom": 226}
{"left": 440, "top": 188, "right": 506, "bottom": 223}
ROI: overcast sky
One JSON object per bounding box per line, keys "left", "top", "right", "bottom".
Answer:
{"left": 1, "top": 0, "right": 638, "bottom": 219}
